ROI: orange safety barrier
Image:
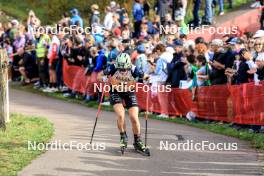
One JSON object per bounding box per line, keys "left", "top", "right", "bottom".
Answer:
{"left": 63, "top": 61, "right": 264, "bottom": 125}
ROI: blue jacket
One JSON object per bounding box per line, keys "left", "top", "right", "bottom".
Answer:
{"left": 133, "top": 3, "right": 144, "bottom": 22}
{"left": 71, "top": 15, "right": 84, "bottom": 28}
{"left": 94, "top": 50, "right": 106, "bottom": 72}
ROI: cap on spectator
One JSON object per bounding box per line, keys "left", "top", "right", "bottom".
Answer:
{"left": 11, "top": 19, "right": 19, "bottom": 26}
{"left": 166, "top": 47, "right": 175, "bottom": 54}
{"left": 70, "top": 8, "right": 78, "bottom": 15}
{"left": 91, "top": 4, "right": 99, "bottom": 10}
{"left": 84, "top": 36, "right": 95, "bottom": 45}
{"left": 239, "top": 48, "right": 247, "bottom": 56}
{"left": 173, "top": 39, "right": 183, "bottom": 47}
{"left": 253, "top": 30, "right": 264, "bottom": 38}
{"left": 195, "top": 37, "right": 205, "bottom": 44}
{"left": 211, "top": 39, "right": 223, "bottom": 47}
{"left": 228, "top": 38, "right": 244, "bottom": 45}
{"left": 137, "top": 44, "right": 146, "bottom": 53}
{"left": 110, "top": 1, "right": 116, "bottom": 8}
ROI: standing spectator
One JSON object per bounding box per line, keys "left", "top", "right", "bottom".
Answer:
{"left": 192, "top": 55, "right": 210, "bottom": 101}
{"left": 104, "top": 7, "right": 114, "bottom": 31}
{"left": 44, "top": 31, "right": 60, "bottom": 92}
{"left": 172, "top": 0, "right": 187, "bottom": 21}
{"left": 108, "top": 39, "right": 119, "bottom": 65}
{"left": 191, "top": 0, "right": 213, "bottom": 27}
{"left": 191, "top": 0, "right": 201, "bottom": 28}
{"left": 236, "top": 49, "right": 257, "bottom": 84}
{"left": 59, "top": 12, "right": 71, "bottom": 27}
{"left": 213, "top": 0, "right": 225, "bottom": 16}
{"left": 143, "top": 0, "right": 150, "bottom": 16}
{"left": 209, "top": 39, "right": 226, "bottom": 85}
{"left": 167, "top": 40, "right": 187, "bottom": 88}
{"left": 135, "top": 44, "right": 148, "bottom": 74}
{"left": 253, "top": 38, "right": 264, "bottom": 80}
{"left": 155, "top": 0, "right": 169, "bottom": 25}
{"left": 203, "top": 0, "right": 213, "bottom": 25}
{"left": 35, "top": 31, "right": 50, "bottom": 89}
{"left": 70, "top": 8, "right": 83, "bottom": 28}
{"left": 90, "top": 4, "right": 100, "bottom": 26}
{"left": 133, "top": 0, "right": 144, "bottom": 38}
{"left": 9, "top": 20, "right": 19, "bottom": 43}
{"left": 228, "top": 0, "right": 233, "bottom": 8}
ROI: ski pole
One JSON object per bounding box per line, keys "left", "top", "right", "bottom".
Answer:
{"left": 144, "top": 83, "right": 150, "bottom": 148}
{"left": 90, "top": 84, "right": 105, "bottom": 144}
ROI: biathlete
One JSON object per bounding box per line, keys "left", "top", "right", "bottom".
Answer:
{"left": 99, "top": 53, "right": 150, "bottom": 156}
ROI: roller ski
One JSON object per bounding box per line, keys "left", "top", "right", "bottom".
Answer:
{"left": 133, "top": 138, "right": 150, "bottom": 156}
{"left": 120, "top": 133, "right": 128, "bottom": 155}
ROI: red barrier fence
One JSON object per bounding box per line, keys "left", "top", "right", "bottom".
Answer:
{"left": 63, "top": 61, "right": 264, "bottom": 125}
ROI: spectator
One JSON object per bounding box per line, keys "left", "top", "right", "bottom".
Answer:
{"left": 167, "top": 40, "right": 187, "bottom": 88}
{"left": 135, "top": 44, "right": 148, "bottom": 74}
{"left": 254, "top": 38, "right": 264, "bottom": 80}
{"left": 104, "top": 7, "right": 114, "bottom": 31}
{"left": 155, "top": 0, "right": 169, "bottom": 25}
{"left": 35, "top": 30, "right": 50, "bottom": 89}
{"left": 43, "top": 31, "right": 60, "bottom": 92}
{"left": 17, "top": 48, "right": 38, "bottom": 85}
{"left": 59, "top": 12, "right": 71, "bottom": 27}
{"left": 209, "top": 39, "right": 226, "bottom": 85}
{"left": 90, "top": 4, "right": 100, "bottom": 26}
{"left": 70, "top": 8, "right": 83, "bottom": 28}
{"left": 236, "top": 48, "right": 257, "bottom": 84}
{"left": 133, "top": 0, "right": 144, "bottom": 37}
{"left": 172, "top": 0, "right": 187, "bottom": 21}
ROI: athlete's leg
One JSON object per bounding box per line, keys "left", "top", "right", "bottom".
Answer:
{"left": 128, "top": 106, "right": 140, "bottom": 135}
{"left": 113, "top": 103, "right": 126, "bottom": 133}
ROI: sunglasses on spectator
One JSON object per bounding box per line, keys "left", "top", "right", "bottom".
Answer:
{"left": 255, "top": 43, "right": 262, "bottom": 46}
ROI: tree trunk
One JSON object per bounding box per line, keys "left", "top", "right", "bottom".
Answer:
{"left": 0, "top": 49, "right": 9, "bottom": 130}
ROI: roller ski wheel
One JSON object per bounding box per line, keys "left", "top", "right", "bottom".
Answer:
{"left": 133, "top": 140, "right": 151, "bottom": 157}
{"left": 120, "top": 135, "right": 128, "bottom": 155}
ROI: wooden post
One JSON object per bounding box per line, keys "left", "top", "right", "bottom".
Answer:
{"left": 0, "top": 49, "right": 10, "bottom": 130}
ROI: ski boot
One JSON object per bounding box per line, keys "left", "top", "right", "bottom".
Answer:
{"left": 133, "top": 138, "right": 150, "bottom": 156}
{"left": 120, "top": 133, "right": 128, "bottom": 155}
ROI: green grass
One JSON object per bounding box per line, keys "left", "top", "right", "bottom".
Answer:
{"left": 0, "top": 113, "right": 54, "bottom": 176}
{"left": 0, "top": 0, "right": 254, "bottom": 25}
{"left": 11, "top": 83, "right": 264, "bottom": 152}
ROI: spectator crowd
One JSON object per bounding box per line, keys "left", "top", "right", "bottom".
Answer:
{"left": 0, "top": 0, "right": 264, "bottom": 130}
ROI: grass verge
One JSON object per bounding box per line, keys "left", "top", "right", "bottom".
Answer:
{"left": 10, "top": 83, "right": 264, "bottom": 152}
{"left": 0, "top": 113, "right": 54, "bottom": 176}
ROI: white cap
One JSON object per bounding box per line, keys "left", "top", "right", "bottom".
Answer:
{"left": 166, "top": 46, "right": 175, "bottom": 55}
{"left": 253, "top": 30, "right": 264, "bottom": 38}
{"left": 11, "top": 19, "right": 19, "bottom": 26}
{"left": 110, "top": 1, "right": 116, "bottom": 8}
{"left": 211, "top": 39, "right": 223, "bottom": 47}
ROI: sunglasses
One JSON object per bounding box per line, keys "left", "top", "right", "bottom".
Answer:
{"left": 255, "top": 43, "right": 262, "bottom": 46}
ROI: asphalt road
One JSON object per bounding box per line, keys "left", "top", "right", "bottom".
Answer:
{"left": 10, "top": 88, "right": 263, "bottom": 176}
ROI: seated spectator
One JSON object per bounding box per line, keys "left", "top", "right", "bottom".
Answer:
{"left": 17, "top": 48, "right": 38, "bottom": 85}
